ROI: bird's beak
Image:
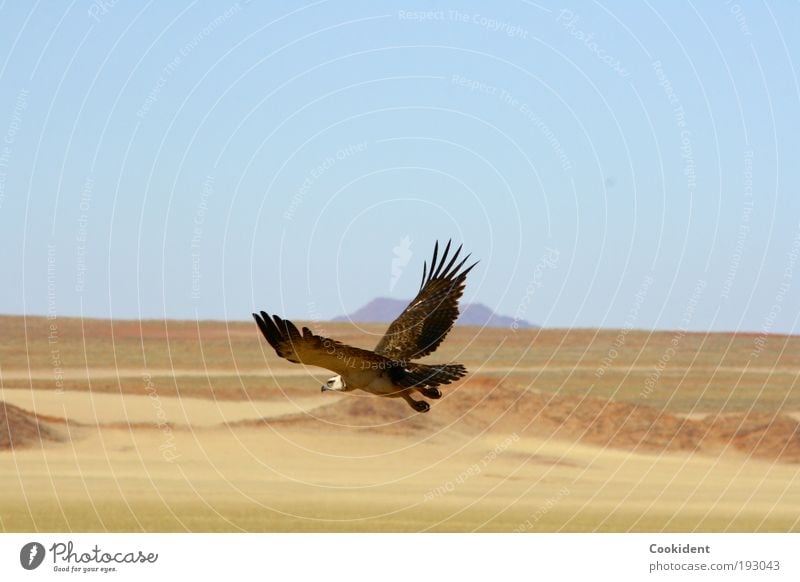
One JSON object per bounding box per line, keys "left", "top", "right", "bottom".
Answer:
{"left": 321, "top": 385, "right": 328, "bottom": 392}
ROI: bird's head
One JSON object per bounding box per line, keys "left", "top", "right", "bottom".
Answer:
{"left": 321, "top": 375, "right": 346, "bottom": 392}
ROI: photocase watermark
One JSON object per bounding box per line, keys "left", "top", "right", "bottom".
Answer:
{"left": 46, "top": 244, "right": 65, "bottom": 394}
{"left": 87, "top": 0, "right": 120, "bottom": 22}
{"left": 448, "top": 10, "right": 529, "bottom": 39}
{"left": 674, "top": 105, "right": 696, "bottom": 195}
{"left": 0, "top": 87, "right": 29, "bottom": 210}
{"left": 321, "top": 340, "right": 408, "bottom": 371}
{"left": 306, "top": 300, "right": 324, "bottom": 327}
{"left": 721, "top": 149, "right": 754, "bottom": 301}
{"left": 451, "top": 74, "right": 500, "bottom": 97}
{"left": 284, "top": 141, "right": 368, "bottom": 221}
{"left": 595, "top": 274, "right": 654, "bottom": 377}
{"left": 640, "top": 279, "right": 706, "bottom": 399}
{"left": 512, "top": 247, "right": 559, "bottom": 330}
{"left": 497, "top": 90, "right": 573, "bottom": 171}
{"left": 750, "top": 222, "right": 800, "bottom": 358}
{"left": 142, "top": 373, "right": 181, "bottom": 462}
{"left": 137, "top": 3, "right": 242, "bottom": 119}
{"left": 397, "top": 9, "right": 529, "bottom": 39}
{"left": 389, "top": 235, "right": 413, "bottom": 291}
{"left": 305, "top": 299, "right": 333, "bottom": 339}
{"left": 20, "top": 539, "right": 160, "bottom": 573}
{"left": 74, "top": 176, "right": 94, "bottom": 294}
{"left": 47, "top": 244, "right": 57, "bottom": 321}
{"left": 423, "top": 433, "right": 519, "bottom": 501}
{"left": 44, "top": 540, "right": 158, "bottom": 574}
{"left": 514, "top": 487, "right": 571, "bottom": 532}
{"left": 451, "top": 74, "right": 574, "bottom": 171}
{"left": 724, "top": 0, "right": 752, "bottom": 37}
{"left": 190, "top": 175, "right": 214, "bottom": 301}
{"left": 556, "top": 10, "right": 629, "bottom": 77}
{"left": 652, "top": 60, "right": 696, "bottom": 196}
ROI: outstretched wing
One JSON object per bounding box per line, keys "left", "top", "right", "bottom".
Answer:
{"left": 253, "top": 312, "right": 397, "bottom": 375}
{"left": 374, "top": 240, "right": 477, "bottom": 361}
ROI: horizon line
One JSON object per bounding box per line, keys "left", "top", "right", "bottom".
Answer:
{"left": 1, "top": 312, "right": 796, "bottom": 339}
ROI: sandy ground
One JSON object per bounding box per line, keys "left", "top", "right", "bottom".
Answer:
{"left": 1, "top": 317, "right": 799, "bottom": 532}
{"left": 2, "top": 385, "right": 799, "bottom": 532}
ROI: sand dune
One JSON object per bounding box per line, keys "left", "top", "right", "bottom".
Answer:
{"left": 238, "top": 387, "right": 800, "bottom": 464}
{"left": 0, "top": 388, "right": 332, "bottom": 428}
{"left": 0, "top": 401, "right": 65, "bottom": 450}
{"left": 3, "top": 382, "right": 797, "bottom": 464}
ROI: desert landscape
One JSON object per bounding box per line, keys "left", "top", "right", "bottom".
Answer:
{"left": 1, "top": 314, "right": 798, "bottom": 532}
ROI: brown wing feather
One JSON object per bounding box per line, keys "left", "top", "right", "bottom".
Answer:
{"left": 253, "top": 312, "right": 396, "bottom": 375}
{"left": 396, "top": 362, "right": 468, "bottom": 388}
{"left": 374, "top": 240, "right": 477, "bottom": 360}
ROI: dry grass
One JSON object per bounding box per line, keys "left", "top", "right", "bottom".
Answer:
{"left": 4, "top": 315, "right": 798, "bottom": 411}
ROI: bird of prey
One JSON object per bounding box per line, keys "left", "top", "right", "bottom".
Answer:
{"left": 253, "top": 240, "right": 477, "bottom": 412}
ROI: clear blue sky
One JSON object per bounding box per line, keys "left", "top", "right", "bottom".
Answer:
{"left": 1, "top": 1, "right": 799, "bottom": 333}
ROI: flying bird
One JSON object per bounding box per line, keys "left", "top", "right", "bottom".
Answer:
{"left": 253, "top": 240, "right": 477, "bottom": 412}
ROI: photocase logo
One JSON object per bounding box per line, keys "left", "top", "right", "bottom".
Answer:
{"left": 20, "top": 542, "right": 46, "bottom": 570}
{"left": 390, "top": 235, "right": 413, "bottom": 291}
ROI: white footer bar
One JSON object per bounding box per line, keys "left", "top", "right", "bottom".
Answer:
{"left": 1, "top": 533, "right": 796, "bottom": 581}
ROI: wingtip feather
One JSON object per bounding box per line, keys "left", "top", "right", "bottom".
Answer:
{"left": 432, "top": 239, "right": 453, "bottom": 279}
{"left": 439, "top": 243, "right": 463, "bottom": 279}
{"left": 428, "top": 241, "right": 439, "bottom": 283}
{"left": 463, "top": 259, "right": 479, "bottom": 276}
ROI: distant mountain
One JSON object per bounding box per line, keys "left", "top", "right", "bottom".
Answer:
{"left": 333, "top": 297, "right": 536, "bottom": 328}
{"left": 457, "top": 303, "right": 536, "bottom": 328}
